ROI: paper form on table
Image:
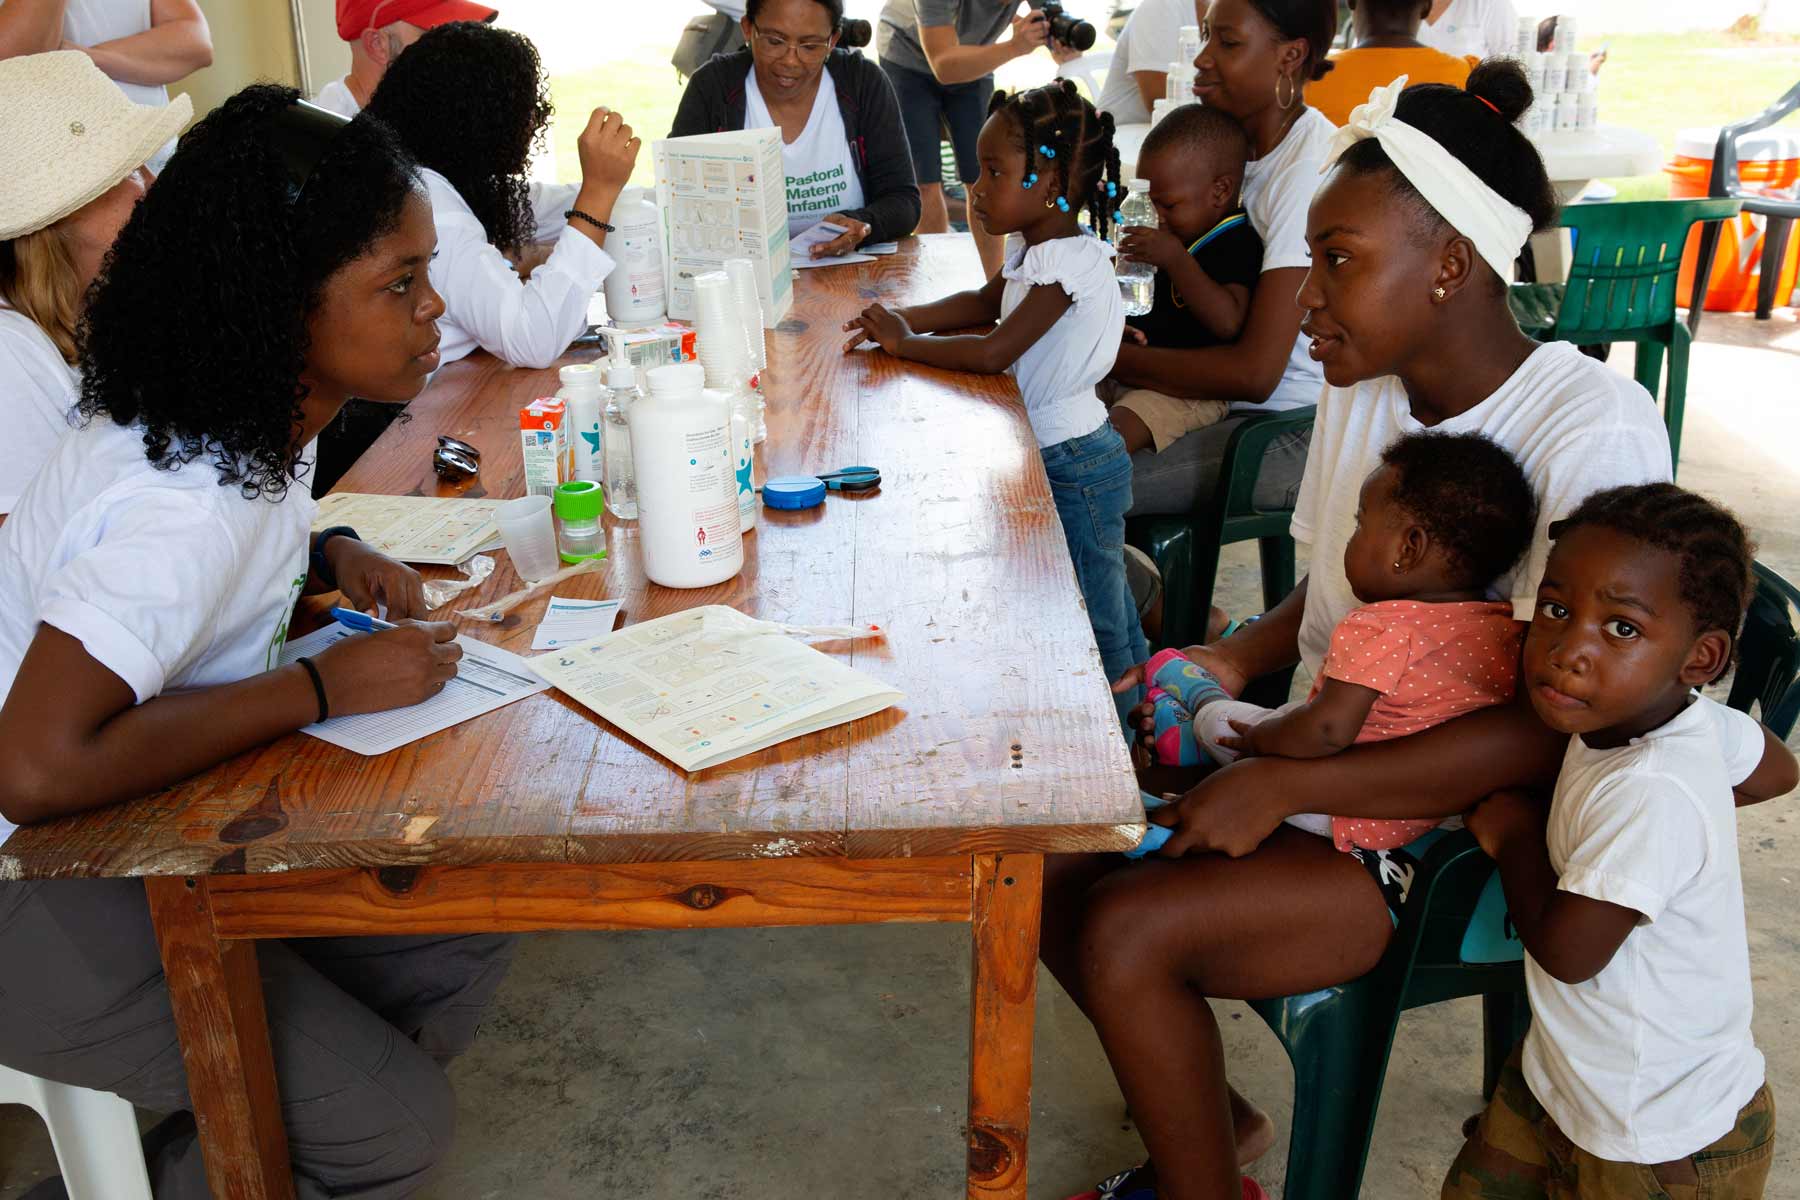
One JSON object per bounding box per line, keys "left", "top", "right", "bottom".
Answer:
{"left": 313, "top": 493, "right": 502, "bottom": 566}
{"left": 279, "top": 623, "right": 547, "bottom": 755}
{"left": 527, "top": 605, "right": 902, "bottom": 772}
{"left": 532, "top": 596, "right": 623, "bottom": 650}
{"left": 789, "top": 220, "right": 877, "bottom": 269}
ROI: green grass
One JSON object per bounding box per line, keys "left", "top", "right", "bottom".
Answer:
{"left": 1586, "top": 32, "right": 1800, "bottom": 200}
{"left": 534, "top": 30, "right": 1800, "bottom": 199}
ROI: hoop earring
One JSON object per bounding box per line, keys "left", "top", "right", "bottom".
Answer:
{"left": 1275, "top": 72, "right": 1297, "bottom": 111}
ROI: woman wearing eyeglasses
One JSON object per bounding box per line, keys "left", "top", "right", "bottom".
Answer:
{"left": 671, "top": 0, "right": 920, "bottom": 261}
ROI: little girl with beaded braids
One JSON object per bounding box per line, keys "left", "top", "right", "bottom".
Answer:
{"left": 844, "top": 79, "right": 1147, "bottom": 717}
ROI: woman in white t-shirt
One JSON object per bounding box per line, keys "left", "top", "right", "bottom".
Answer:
{"left": 0, "top": 50, "right": 187, "bottom": 515}
{"left": 365, "top": 22, "right": 640, "bottom": 371}
{"left": 1107, "top": 0, "right": 1340, "bottom": 521}
{"left": 0, "top": 87, "right": 515, "bottom": 1197}
{"left": 1043, "top": 65, "right": 1672, "bottom": 1200}
{"left": 1416, "top": 0, "right": 1520, "bottom": 59}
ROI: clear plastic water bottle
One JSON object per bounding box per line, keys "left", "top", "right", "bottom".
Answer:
{"left": 1115, "top": 179, "right": 1156, "bottom": 318}
{"left": 602, "top": 363, "right": 640, "bottom": 520}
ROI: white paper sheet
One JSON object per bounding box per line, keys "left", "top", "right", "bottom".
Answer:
{"left": 531, "top": 596, "right": 623, "bottom": 650}
{"left": 789, "top": 221, "right": 878, "bottom": 269}
{"left": 279, "top": 623, "right": 547, "bottom": 755}
{"left": 528, "top": 605, "right": 902, "bottom": 772}
{"left": 861, "top": 242, "right": 899, "bottom": 255}
{"left": 313, "top": 494, "right": 503, "bottom": 566}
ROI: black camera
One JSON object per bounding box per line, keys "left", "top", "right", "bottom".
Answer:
{"left": 1040, "top": 2, "right": 1096, "bottom": 51}
{"left": 838, "top": 16, "right": 872, "bottom": 47}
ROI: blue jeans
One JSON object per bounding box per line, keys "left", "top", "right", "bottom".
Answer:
{"left": 1041, "top": 422, "right": 1150, "bottom": 728}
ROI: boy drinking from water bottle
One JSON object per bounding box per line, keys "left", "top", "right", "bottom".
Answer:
{"left": 1103, "top": 103, "right": 1263, "bottom": 457}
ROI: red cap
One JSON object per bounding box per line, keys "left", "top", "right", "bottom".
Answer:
{"left": 336, "top": 0, "right": 498, "bottom": 41}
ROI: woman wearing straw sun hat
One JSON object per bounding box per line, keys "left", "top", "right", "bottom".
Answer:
{"left": 0, "top": 50, "right": 188, "bottom": 516}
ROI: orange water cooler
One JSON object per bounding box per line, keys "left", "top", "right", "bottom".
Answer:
{"left": 1668, "top": 126, "right": 1800, "bottom": 313}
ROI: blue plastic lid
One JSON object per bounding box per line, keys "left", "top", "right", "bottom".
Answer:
{"left": 762, "top": 475, "right": 827, "bottom": 510}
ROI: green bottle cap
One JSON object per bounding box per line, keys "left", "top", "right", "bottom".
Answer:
{"left": 554, "top": 479, "right": 605, "bottom": 521}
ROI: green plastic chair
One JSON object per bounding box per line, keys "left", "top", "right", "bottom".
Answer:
{"left": 1126, "top": 407, "right": 1315, "bottom": 700}
{"left": 1507, "top": 198, "right": 1743, "bottom": 475}
{"left": 1246, "top": 559, "right": 1800, "bottom": 1200}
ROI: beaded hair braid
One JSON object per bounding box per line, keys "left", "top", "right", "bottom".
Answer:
{"left": 987, "top": 79, "right": 1124, "bottom": 240}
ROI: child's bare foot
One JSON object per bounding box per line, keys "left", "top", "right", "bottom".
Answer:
{"left": 1231, "top": 1091, "right": 1277, "bottom": 1167}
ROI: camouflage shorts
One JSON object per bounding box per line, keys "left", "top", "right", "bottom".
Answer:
{"left": 1441, "top": 1044, "right": 1775, "bottom": 1200}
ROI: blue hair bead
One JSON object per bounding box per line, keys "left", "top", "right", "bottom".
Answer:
{"left": 1106, "top": 182, "right": 1117, "bottom": 197}
{"left": 1113, "top": 210, "right": 1123, "bottom": 224}
{"left": 1039, "top": 144, "right": 1056, "bottom": 159}
{"left": 1056, "top": 197, "right": 1070, "bottom": 212}
{"left": 1022, "top": 176, "right": 1034, "bottom": 189}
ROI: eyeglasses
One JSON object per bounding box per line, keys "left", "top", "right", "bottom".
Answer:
{"left": 752, "top": 25, "right": 834, "bottom": 63}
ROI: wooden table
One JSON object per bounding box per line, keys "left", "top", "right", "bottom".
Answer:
{"left": 1, "top": 236, "right": 1140, "bottom": 1199}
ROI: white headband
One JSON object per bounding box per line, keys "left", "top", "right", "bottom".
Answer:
{"left": 1322, "top": 75, "right": 1534, "bottom": 283}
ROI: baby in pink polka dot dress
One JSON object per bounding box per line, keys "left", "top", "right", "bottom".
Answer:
{"left": 1161, "top": 431, "right": 1536, "bottom": 852}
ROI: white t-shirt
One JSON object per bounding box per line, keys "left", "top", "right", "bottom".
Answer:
{"left": 1000, "top": 233, "right": 1122, "bottom": 448}
{"left": 1290, "top": 341, "right": 1671, "bottom": 679}
{"left": 744, "top": 66, "right": 866, "bottom": 238}
{"left": 1525, "top": 696, "right": 1767, "bottom": 1163}
{"left": 1098, "top": 0, "right": 1197, "bottom": 126}
{"left": 0, "top": 418, "right": 319, "bottom": 846}
{"left": 1240, "top": 106, "right": 1335, "bottom": 413}
{"left": 422, "top": 167, "right": 613, "bottom": 369}
{"left": 60, "top": 0, "right": 176, "bottom": 173}
{"left": 311, "top": 75, "right": 360, "bottom": 119}
{"left": 1417, "top": 0, "right": 1520, "bottom": 60}
{"left": 0, "top": 306, "right": 81, "bottom": 514}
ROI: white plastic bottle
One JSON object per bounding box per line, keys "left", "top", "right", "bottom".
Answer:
{"left": 602, "top": 362, "right": 640, "bottom": 520}
{"left": 630, "top": 362, "right": 742, "bottom": 588}
{"left": 556, "top": 363, "right": 604, "bottom": 484}
{"left": 1115, "top": 180, "right": 1156, "bottom": 318}
{"left": 601, "top": 187, "right": 666, "bottom": 327}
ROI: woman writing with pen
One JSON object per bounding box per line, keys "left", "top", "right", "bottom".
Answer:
{"left": 0, "top": 87, "right": 515, "bottom": 1198}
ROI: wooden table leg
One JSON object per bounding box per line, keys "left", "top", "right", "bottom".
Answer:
{"left": 966, "top": 852, "right": 1043, "bottom": 1200}
{"left": 145, "top": 877, "right": 295, "bottom": 1200}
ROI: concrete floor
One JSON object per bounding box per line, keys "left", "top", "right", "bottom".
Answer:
{"left": 2, "top": 309, "right": 1798, "bottom": 1199}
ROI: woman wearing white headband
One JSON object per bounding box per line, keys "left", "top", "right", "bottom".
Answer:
{"left": 0, "top": 50, "right": 188, "bottom": 517}
{"left": 1047, "top": 62, "right": 1672, "bottom": 1200}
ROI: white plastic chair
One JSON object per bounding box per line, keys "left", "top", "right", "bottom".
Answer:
{"left": 1055, "top": 49, "right": 1111, "bottom": 102}
{"left": 0, "top": 1064, "right": 151, "bottom": 1199}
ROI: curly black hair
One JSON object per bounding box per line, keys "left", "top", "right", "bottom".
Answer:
{"left": 365, "top": 21, "right": 551, "bottom": 253}
{"left": 1379, "top": 431, "right": 1536, "bottom": 590}
{"left": 76, "top": 85, "right": 420, "bottom": 499}
{"left": 1335, "top": 60, "right": 1560, "bottom": 283}
{"left": 1549, "top": 483, "right": 1757, "bottom": 655}
{"left": 987, "top": 79, "right": 1123, "bottom": 240}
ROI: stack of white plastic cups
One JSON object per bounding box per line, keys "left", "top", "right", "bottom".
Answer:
{"left": 692, "top": 271, "right": 758, "bottom": 535}
{"left": 723, "top": 257, "right": 768, "bottom": 443}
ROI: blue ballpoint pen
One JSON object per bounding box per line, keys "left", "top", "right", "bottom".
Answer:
{"left": 329, "top": 607, "right": 397, "bottom": 633}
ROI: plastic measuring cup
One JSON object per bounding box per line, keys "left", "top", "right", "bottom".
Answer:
{"left": 494, "top": 494, "right": 562, "bottom": 583}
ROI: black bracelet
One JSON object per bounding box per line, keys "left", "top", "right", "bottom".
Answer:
{"left": 295, "top": 656, "right": 330, "bottom": 723}
{"left": 564, "top": 209, "right": 615, "bottom": 234}
{"left": 310, "top": 525, "right": 360, "bottom": 590}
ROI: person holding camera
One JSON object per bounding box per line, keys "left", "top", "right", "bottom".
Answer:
{"left": 672, "top": 0, "right": 920, "bottom": 260}
{"left": 877, "top": 0, "right": 1077, "bottom": 278}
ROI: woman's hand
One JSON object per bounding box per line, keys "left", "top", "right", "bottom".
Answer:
{"left": 811, "top": 214, "right": 872, "bottom": 259}
{"left": 311, "top": 621, "right": 462, "bottom": 717}
{"left": 576, "top": 107, "right": 640, "bottom": 193}
{"left": 324, "top": 538, "right": 430, "bottom": 620}
{"left": 1180, "top": 640, "right": 1250, "bottom": 698}
{"left": 842, "top": 303, "right": 912, "bottom": 354}
{"left": 1117, "top": 225, "right": 1184, "bottom": 271}
{"left": 1466, "top": 788, "right": 1548, "bottom": 861}
{"left": 1151, "top": 756, "right": 1290, "bottom": 858}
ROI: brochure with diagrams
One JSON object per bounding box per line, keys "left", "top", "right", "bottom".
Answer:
{"left": 528, "top": 605, "right": 902, "bottom": 771}
{"left": 313, "top": 493, "right": 502, "bottom": 566}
